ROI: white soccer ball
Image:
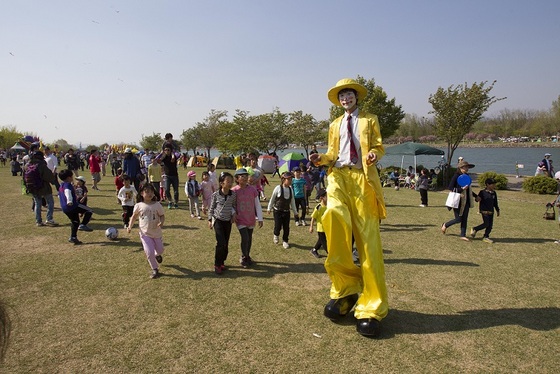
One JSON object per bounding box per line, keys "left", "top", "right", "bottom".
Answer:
{"left": 105, "top": 227, "right": 119, "bottom": 240}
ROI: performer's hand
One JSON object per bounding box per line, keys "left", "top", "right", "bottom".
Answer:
{"left": 366, "top": 152, "right": 377, "bottom": 165}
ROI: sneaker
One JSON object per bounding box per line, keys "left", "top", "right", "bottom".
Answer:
{"left": 168, "top": 203, "right": 173, "bottom": 209}
{"left": 214, "top": 265, "right": 223, "bottom": 275}
{"left": 295, "top": 221, "right": 301, "bottom": 227}
{"left": 155, "top": 255, "right": 163, "bottom": 264}
{"left": 68, "top": 237, "right": 82, "bottom": 245}
{"left": 554, "top": 240, "right": 560, "bottom": 244}
{"left": 197, "top": 216, "right": 203, "bottom": 220}
{"left": 273, "top": 235, "right": 279, "bottom": 244}
{"left": 246, "top": 256, "right": 254, "bottom": 266}
{"left": 282, "top": 241, "right": 290, "bottom": 249}
{"left": 36, "top": 222, "right": 45, "bottom": 227}
{"left": 190, "top": 214, "right": 195, "bottom": 218}
{"left": 174, "top": 203, "right": 179, "bottom": 209}
{"left": 79, "top": 224, "right": 93, "bottom": 232}
{"left": 220, "top": 264, "right": 227, "bottom": 272}
{"left": 124, "top": 223, "right": 128, "bottom": 229}
{"left": 45, "top": 220, "right": 59, "bottom": 226}
{"left": 419, "top": 204, "right": 426, "bottom": 207}
{"left": 310, "top": 249, "right": 320, "bottom": 258}
{"left": 150, "top": 269, "right": 160, "bottom": 279}
{"left": 300, "top": 220, "right": 306, "bottom": 226}
{"left": 482, "top": 237, "right": 494, "bottom": 243}
{"left": 470, "top": 228, "right": 477, "bottom": 238}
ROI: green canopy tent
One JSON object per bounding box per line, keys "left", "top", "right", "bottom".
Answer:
{"left": 384, "top": 142, "right": 444, "bottom": 174}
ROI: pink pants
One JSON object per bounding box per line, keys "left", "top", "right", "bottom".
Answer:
{"left": 140, "top": 233, "right": 164, "bottom": 270}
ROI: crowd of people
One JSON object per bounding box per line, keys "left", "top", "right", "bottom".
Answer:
{"left": 10, "top": 80, "right": 558, "bottom": 341}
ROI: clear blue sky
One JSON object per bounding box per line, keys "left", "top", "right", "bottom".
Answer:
{"left": 1, "top": 0, "right": 559, "bottom": 146}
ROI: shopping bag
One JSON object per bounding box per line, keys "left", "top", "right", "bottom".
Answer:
{"left": 445, "top": 190, "right": 461, "bottom": 209}
{"left": 543, "top": 203, "right": 555, "bottom": 220}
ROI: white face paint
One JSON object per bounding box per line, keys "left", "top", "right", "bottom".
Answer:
{"left": 338, "top": 90, "right": 358, "bottom": 112}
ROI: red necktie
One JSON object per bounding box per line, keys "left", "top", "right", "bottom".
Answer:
{"left": 347, "top": 115, "right": 358, "bottom": 164}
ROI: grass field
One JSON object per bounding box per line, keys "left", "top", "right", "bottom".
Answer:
{"left": 1, "top": 168, "right": 559, "bottom": 373}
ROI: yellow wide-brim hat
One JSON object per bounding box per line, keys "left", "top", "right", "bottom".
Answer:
{"left": 327, "top": 78, "right": 368, "bottom": 106}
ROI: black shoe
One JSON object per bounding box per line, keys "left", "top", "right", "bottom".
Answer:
{"left": 356, "top": 318, "right": 381, "bottom": 338}
{"left": 150, "top": 269, "right": 160, "bottom": 279}
{"left": 310, "top": 249, "right": 320, "bottom": 258}
{"left": 324, "top": 294, "right": 359, "bottom": 321}
{"left": 155, "top": 255, "right": 163, "bottom": 264}
{"left": 68, "top": 237, "right": 83, "bottom": 245}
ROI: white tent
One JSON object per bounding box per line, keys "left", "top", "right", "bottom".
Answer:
{"left": 258, "top": 155, "right": 276, "bottom": 173}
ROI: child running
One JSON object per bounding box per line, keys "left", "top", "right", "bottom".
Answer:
{"left": 127, "top": 184, "right": 165, "bottom": 279}
{"left": 58, "top": 169, "right": 94, "bottom": 245}
{"left": 470, "top": 178, "right": 500, "bottom": 243}
{"left": 208, "top": 172, "right": 237, "bottom": 274}
{"left": 267, "top": 171, "right": 299, "bottom": 249}
{"left": 185, "top": 170, "right": 202, "bottom": 219}
{"left": 309, "top": 188, "right": 328, "bottom": 258}
{"left": 118, "top": 174, "right": 138, "bottom": 229}
{"left": 232, "top": 168, "right": 263, "bottom": 268}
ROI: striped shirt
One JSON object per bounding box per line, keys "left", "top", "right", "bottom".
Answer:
{"left": 209, "top": 189, "right": 237, "bottom": 222}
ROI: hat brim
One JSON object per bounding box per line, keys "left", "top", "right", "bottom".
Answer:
{"left": 328, "top": 82, "right": 368, "bottom": 106}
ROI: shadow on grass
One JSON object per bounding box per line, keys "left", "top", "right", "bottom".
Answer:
{"left": 494, "top": 237, "right": 551, "bottom": 244}
{"left": 381, "top": 223, "right": 434, "bottom": 232}
{"left": 329, "top": 307, "right": 560, "bottom": 338}
{"left": 385, "top": 258, "right": 479, "bottom": 267}
{"left": 383, "top": 307, "right": 560, "bottom": 336}
{"left": 163, "top": 261, "right": 326, "bottom": 280}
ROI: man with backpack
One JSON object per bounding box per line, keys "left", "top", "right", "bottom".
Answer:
{"left": 26, "top": 150, "right": 58, "bottom": 227}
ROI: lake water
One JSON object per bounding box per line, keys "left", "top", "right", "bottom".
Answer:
{"left": 209, "top": 146, "right": 559, "bottom": 176}
{"left": 278, "top": 146, "right": 560, "bottom": 176}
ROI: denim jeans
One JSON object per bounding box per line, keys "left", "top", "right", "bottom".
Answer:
{"left": 33, "top": 194, "right": 54, "bottom": 223}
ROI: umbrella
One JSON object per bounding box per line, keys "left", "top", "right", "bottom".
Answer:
{"left": 279, "top": 152, "right": 307, "bottom": 174}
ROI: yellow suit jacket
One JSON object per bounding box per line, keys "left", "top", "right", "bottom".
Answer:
{"left": 317, "top": 111, "right": 387, "bottom": 219}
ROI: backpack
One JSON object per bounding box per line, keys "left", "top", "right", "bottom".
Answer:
{"left": 24, "top": 163, "right": 43, "bottom": 193}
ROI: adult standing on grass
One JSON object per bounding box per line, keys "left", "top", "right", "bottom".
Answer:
{"left": 309, "top": 78, "right": 388, "bottom": 338}
{"left": 161, "top": 145, "right": 180, "bottom": 208}
{"left": 88, "top": 149, "right": 102, "bottom": 190}
{"left": 122, "top": 148, "right": 142, "bottom": 192}
{"left": 542, "top": 153, "right": 553, "bottom": 177}
{"left": 27, "top": 150, "right": 58, "bottom": 227}
{"left": 441, "top": 160, "right": 478, "bottom": 241}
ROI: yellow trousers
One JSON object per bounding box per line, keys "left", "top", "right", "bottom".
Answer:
{"left": 323, "top": 167, "right": 388, "bottom": 320}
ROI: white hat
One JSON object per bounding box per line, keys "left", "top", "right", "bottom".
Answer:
{"left": 75, "top": 176, "right": 86, "bottom": 182}
{"left": 124, "top": 148, "right": 132, "bottom": 153}
{"left": 555, "top": 171, "right": 560, "bottom": 179}
{"left": 544, "top": 153, "right": 551, "bottom": 156}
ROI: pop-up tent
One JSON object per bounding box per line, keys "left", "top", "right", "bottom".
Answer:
{"left": 384, "top": 142, "right": 444, "bottom": 174}
{"left": 258, "top": 155, "right": 276, "bottom": 173}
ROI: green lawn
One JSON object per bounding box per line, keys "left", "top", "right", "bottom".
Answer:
{"left": 1, "top": 168, "right": 559, "bottom": 373}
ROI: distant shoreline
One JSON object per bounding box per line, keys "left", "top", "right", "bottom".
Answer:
{"left": 395, "top": 142, "right": 560, "bottom": 149}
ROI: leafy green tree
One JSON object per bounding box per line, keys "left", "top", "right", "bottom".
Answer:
{"left": 196, "top": 110, "right": 228, "bottom": 159}
{"left": 252, "top": 108, "right": 290, "bottom": 155}
{"left": 140, "top": 132, "right": 164, "bottom": 152}
{"left": 428, "top": 80, "right": 506, "bottom": 165}
{"left": 181, "top": 127, "right": 201, "bottom": 156}
{"left": 49, "top": 139, "right": 75, "bottom": 153}
{"left": 215, "top": 110, "right": 256, "bottom": 155}
{"left": 0, "top": 125, "right": 23, "bottom": 150}
{"left": 329, "top": 75, "right": 405, "bottom": 139}
{"left": 287, "top": 111, "right": 328, "bottom": 158}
